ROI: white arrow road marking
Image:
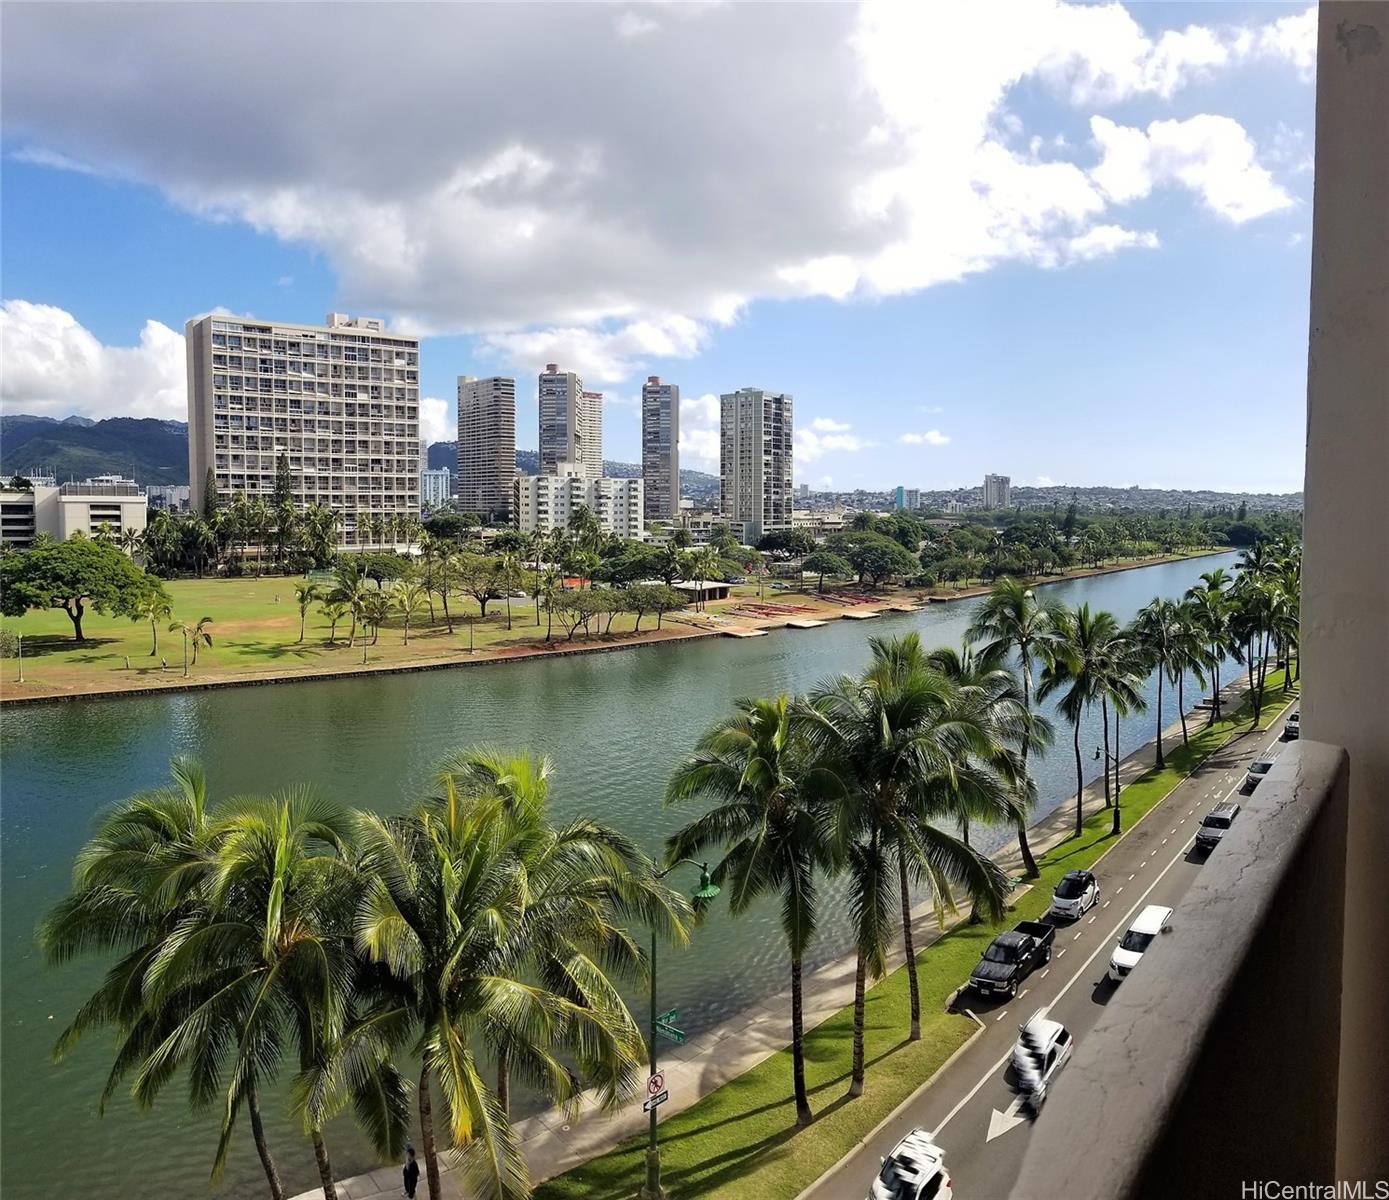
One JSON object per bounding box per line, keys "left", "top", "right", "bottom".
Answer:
{"left": 987, "top": 1096, "right": 1029, "bottom": 1142}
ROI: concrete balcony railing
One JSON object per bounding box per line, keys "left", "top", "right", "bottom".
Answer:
{"left": 1011, "top": 741, "right": 1350, "bottom": 1200}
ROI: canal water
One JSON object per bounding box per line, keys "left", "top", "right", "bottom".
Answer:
{"left": 0, "top": 552, "right": 1238, "bottom": 1199}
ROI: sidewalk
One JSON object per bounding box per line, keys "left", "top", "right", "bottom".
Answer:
{"left": 293, "top": 670, "right": 1287, "bottom": 1200}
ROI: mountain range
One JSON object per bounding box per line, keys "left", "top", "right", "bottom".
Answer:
{"left": 1, "top": 414, "right": 720, "bottom": 496}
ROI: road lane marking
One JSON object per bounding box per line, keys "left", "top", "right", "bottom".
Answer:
{"left": 1087, "top": 915, "right": 1097, "bottom": 924}
{"left": 1128, "top": 874, "right": 1135, "bottom": 881}
{"left": 1072, "top": 931, "right": 1083, "bottom": 941}
{"left": 995, "top": 1012, "right": 1007, "bottom": 1022}
{"left": 1102, "top": 900, "right": 1111, "bottom": 909}
{"left": 1116, "top": 885, "right": 1124, "bottom": 894}
{"left": 1057, "top": 948, "right": 1067, "bottom": 957}
{"left": 1040, "top": 968, "right": 1050, "bottom": 979}
{"left": 1162, "top": 838, "right": 1169, "bottom": 846}
{"left": 933, "top": 841, "right": 1199, "bottom": 1139}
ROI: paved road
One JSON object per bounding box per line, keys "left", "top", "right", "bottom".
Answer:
{"left": 803, "top": 699, "right": 1297, "bottom": 1200}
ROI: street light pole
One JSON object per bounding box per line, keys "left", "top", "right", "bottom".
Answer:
{"left": 16, "top": 632, "right": 23, "bottom": 683}
{"left": 641, "top": 860, "right": 719, "bottom": 1200}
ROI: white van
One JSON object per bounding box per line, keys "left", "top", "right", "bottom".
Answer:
{"left": 1108, "top": 904, "right": 1173, "bottom": 982}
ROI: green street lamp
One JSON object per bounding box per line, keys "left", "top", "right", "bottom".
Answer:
{"left": 641, "top": 860, "right": 719, "bottom": 1200}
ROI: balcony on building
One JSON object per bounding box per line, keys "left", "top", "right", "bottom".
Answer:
{"left": 1010, "top": 7, "right": 1387, "bottom": 1195}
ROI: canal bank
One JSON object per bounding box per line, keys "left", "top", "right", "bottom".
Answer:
{"left": 0, "top": 551, "right": 1243, "bottom": 1200}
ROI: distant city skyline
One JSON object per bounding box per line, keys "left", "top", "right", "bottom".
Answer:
{"left": 1, "top": 3, "right": 1316, "bottom": 493}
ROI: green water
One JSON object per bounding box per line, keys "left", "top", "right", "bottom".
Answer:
{"left": 0, "top": 553, "right": 1237, "bottom": 1198}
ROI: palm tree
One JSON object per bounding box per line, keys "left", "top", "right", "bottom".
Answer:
{"left": 319, "top": 601, "right": 349, "bottom": 645}
{"left": 666, "top": 696, "right": 841, "bottom": 1126}
{"left": 1103, "top": 630, "right": 1149, "bottom": 835}
{"left": 362, "top": 589, "right": 392, "bottom": 646}
{"left": 1164, "top": 600, "right": 1212, "bottom": 749}
{"left": 1186, "top": 569, "right": 1235, "bottom": 724}
{"left": 294, "top": 582, "right": 320, "bottom": 643}
{"left": 329, "top": 562, "right": 373, "bottom": 647}
{"left": 170, "top": 616, "right": 214, "bottom": 676}
{"left": 120, "top": 526, "right": 143, "bottom": 559}
{"left": 354, "top": 758, "right": 679, "bottom": 1200}
{"left": 965, "top": 578, "right": 1066, "bottom": 878}
{"left": 37, "top": 759, "right": 290, "bottom": 1200}
{"left": 496, "top": 551, "right": 523, "bottom": 631}
{"left": 1039, "top": 604, "right": 1119, "bottom": 837}
{"left": 1131, "top": 598, "right": 1177, "bottom": 769}
{"left": 394, "top": 581, "right": 429, "bottom": 644}
{"left": 132, "top": 585, "right": 173, "bottom": 656}
{"left": 803, "top": 636, "right": 1011, "bottom": 1090}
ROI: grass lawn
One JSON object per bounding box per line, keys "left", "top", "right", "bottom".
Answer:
{"left": 534, "top": 667, "right": 1297, "bottom": 1200}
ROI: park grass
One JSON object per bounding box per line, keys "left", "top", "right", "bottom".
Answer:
{"left": 534, "top": 667, "right": 1297, "bottom": 1200}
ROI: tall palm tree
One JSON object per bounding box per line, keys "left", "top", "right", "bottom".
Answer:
{"left": 1186, "top": 569, "right": 1235, "bottom": 724}
{"left": 329, "top": 562, "right": 373, "bottom": 647}
{"left": 1103, "top": 630, "right": 1148, "bottom": 835}
{"left": 1131, "top": 598, "right": 1177, "bottom": 769}
{"left": 803, "top": 637, "right": 1011, "bottom": 1091}
{"left": 1039, "top": 604, "right": 1119, "bottom": 837}
{"left": 965, "top": 578, "right": 1065, "bottom": 878}
{"left": 319, "top": 601, "right": 349, "bottom": 645}
{"left": 294, "top": 582, "right": 320, "bottom": 644}
{"left": 37, "top": 759, "right": 289, "bottom": 1200}
{"left": 133, "top": 585, "right": 173, "bottom": 656}
{"left": 354, "top": 759, "right": 679, "bottom": 1200}
{"left": 666, "top": 695, "right": 841, "bottom": 1126}
{"left": 170, "top": 616, "right": 214, "bottom": 676}
{"left": 394, "top": 581, "right": 429, "bottom": 644}
{"left": 1164, "top": 600, "right": 1212, "bottom": 749}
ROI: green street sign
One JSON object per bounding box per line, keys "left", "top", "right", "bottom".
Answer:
{"left": 655, "top": 1022, "right": 687, "bottom": 1045}
{"left": 657, "top": 1008, "right": 679, "bottom": 1025}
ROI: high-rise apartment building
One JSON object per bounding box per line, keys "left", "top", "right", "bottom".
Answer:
{"left": 984, "top": 473, "right": 1012, "bottom": 509}
{"left": 420, "top": 468, "right": 451, "bottom": 506}
{"left": 895, "top": 486, "right": 921, "bottom": 511}
{"left": 720, "top": 388, "right": 793, "bottom": 544}
{"left": 186, "top": 312, "right": 419, "bottom": 546}
{"left": 457, "top": 375, "right": 516, "bottom": 520}
{"left": 513, "top": 462, "right": 643, "bottom": 539}
{"left": 538, "top": 364, "right": 602, "bottom": 478}
{"left": 641, "top": 375, "right": 680, "bottom": 520}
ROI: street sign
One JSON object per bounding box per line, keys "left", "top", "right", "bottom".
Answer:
{"left": 647, "top": 1071, "right": 665, "bottom": 1097}
{"left": 643, "top": 1089, "right": 669, "bottom": 1113}
{"left": 657, "top": 1008, "right": 679, "bottom": 1025}
{"left": 655, "top": 1021, "right": 687, "bottom": 1045}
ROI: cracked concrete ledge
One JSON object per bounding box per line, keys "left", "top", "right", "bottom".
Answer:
{"left": 1011, "top": 740, "right": 1349, "bottom": 1200}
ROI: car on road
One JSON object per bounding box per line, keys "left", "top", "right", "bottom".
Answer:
{"left": 1195, "top": 802, "right": 1240, "bottom": 852}
{"left": 968, "top": 920, "right": 1054, "bottom": 999}
{"left": 1048, "top": 869, "right": 1099, "bottom": 919}
{"left": 1108, "top": 904, "right": 1173, "bottom": 982}
{"left": 1244, "top": 755, "right": 1278, "bottom": 790}
{"left": 1283, "top": 710, "right": 1301, "bottom": 740}
{"left": 869, "top": 1129, "right": 952, "bottom": 1200}
{"left": 1010, "top": 1011, "right": 1074, "bottom": 1111}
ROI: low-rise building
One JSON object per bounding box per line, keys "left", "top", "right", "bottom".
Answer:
{"left": 0, "top": 476, "right": 148, "bottom": 549}
{"left": 791, "top": 508, "right": 849, "bottom": 538}
{"left": 513, "top": 463, "right": 643, "bottom": 539}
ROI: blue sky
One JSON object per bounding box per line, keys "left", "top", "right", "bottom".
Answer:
{"left": 1, "top": 2, "right": 1315, "bottom": 492}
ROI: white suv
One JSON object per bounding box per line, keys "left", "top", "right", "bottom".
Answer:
{"left": 869, "top": 1130, "right": 952, "bottom": 1200}
{"left": 1108, "top": 904, "right": 1172, "bottom": 983}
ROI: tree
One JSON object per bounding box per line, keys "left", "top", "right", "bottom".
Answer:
{"left": 667, "top": 696, "right": 840, "bottom": 1126}
{"left": 1131, "top": 598, "right": 1178, "bottom": 769}
{"left": 757, "top": 528, "right": 816, "bottom": 558}
{"left": 824, "top": 531, "right": 918, "bottom": 585}
{"left": 328, "top": 562, "right": 374, "bottom": 647}
{"left": 1185, "top": 569, "right": 1235, "bottom": 725}
{"left": 805, "top": 635, "right": 1013, "bottom": 1074}
{"left": 1, "top": 536, "right": 153, "bottom": 641}
{"left": 455, "top": 551, "right": 500, "bottom": 619}
{"left": 319, "top": 601, "right": 348, "bottom": 645}
{"left": 801, "top": 549, "right": 851, "bottom": 592}
{"left": 966, "top": 578, "right": 1066, "bottom": 878}
{"left": 169, "top": 616, "right": 213, "bottom": 675}
{"left": 130, "top": 579, "right": 174, "bottom": 656}
{"left": 354, "top": 755, "right": 682, "bottom": 1200}
{"left": 393, "top": 581, "right": 430, "bottom": 644}
{"left": 1039, "top": 604, "right": 1120, "bottom": 837}
{"left": 547, "top": 588, "right": 605, "bottom": 641}
{"left": 294, "top": 582, "right": 320, "bottom": 643}
{"left": 203, "top": 467, "right": 219, "bottom": 521}
{"left": 1165, "top": 600, "right": 1212, "bottom": 748}
{"left": 37, "top": 758, "right": 294, "bottom": 1200}
{"left": 1102, "top": 631, "right": 1148, "bottom": 835}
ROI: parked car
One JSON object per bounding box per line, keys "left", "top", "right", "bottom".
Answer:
{"left": 1048, "top": 869, "right": 1099, "bottom": 920}
{"left": 1010, "top": 1011, "right": 1074, "bottom": 1111}
{"left": 1244, "top": 755, "right": 1277, "bottom": 790}
{"left": 869, "top": 1129, "right": 952, "bottom": 1200}
{"left": 1108, "top": 904, "right": 1173, "bottom": 982}
{"left": 1195, "top": 802, "right": 1240, "bottom": 852}
{"left": 1283, "top": 710, "right": 1301, "bottom": 740}
{"left": 968, "top": 920, "right": 1054, "bottom": 999}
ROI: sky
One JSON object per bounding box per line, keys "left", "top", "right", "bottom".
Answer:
{"left": 0, "top": 1, "right": 1316, "bottom": 493}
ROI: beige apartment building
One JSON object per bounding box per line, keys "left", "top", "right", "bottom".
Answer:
{"left": 538, "top": 364, "right": 602, "bottom": 478}
{"left": 513, "top": 462, "right": 643, "bottom": 539}
{"left": 457, "top": 375, "right": 516, "bottom": 521}
{"left": 0, "top": 476, "right": 147, "bottom": 549}
{"left": 720, "top": 387, "right": 794, "bottom": 544}
{"left": 186, "top": 312, "right": 420, "bottom": 546}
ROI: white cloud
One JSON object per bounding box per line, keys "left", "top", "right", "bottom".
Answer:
{"left": 1090, "top": 115, "right": 1293, "bottom": 223}
{"left": 0, "top": 300, "right": 185, "bottom": 421}
{"left": 678, "top": 392, "right": 721, "bottom": 471}
{"left": 1035, "top": 475, "right": 1056, "bottom": 487}
{"left": 898, "top": 430, "right": 950, "bottom": 446}
{"left": 2, "top": 2, "right": 1312, "bottom": 396}
{"left": 795, "top": 420, "right": 876, "bottom": 464}
{"left": 419, "top": 396, "right": 453, "bottom": 446}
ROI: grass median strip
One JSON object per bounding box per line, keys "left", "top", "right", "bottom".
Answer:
{"left": 534, "top": 670, "right": 1296, "bottom": 1200}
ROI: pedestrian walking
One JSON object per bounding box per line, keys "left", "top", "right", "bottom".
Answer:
{"left": 402, "top": 1143, "right": 419, "bottom": 1199}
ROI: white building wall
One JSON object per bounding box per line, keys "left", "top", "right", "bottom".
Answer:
{"left": 514, "top": 469, "right": 643, "bottom": 539}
